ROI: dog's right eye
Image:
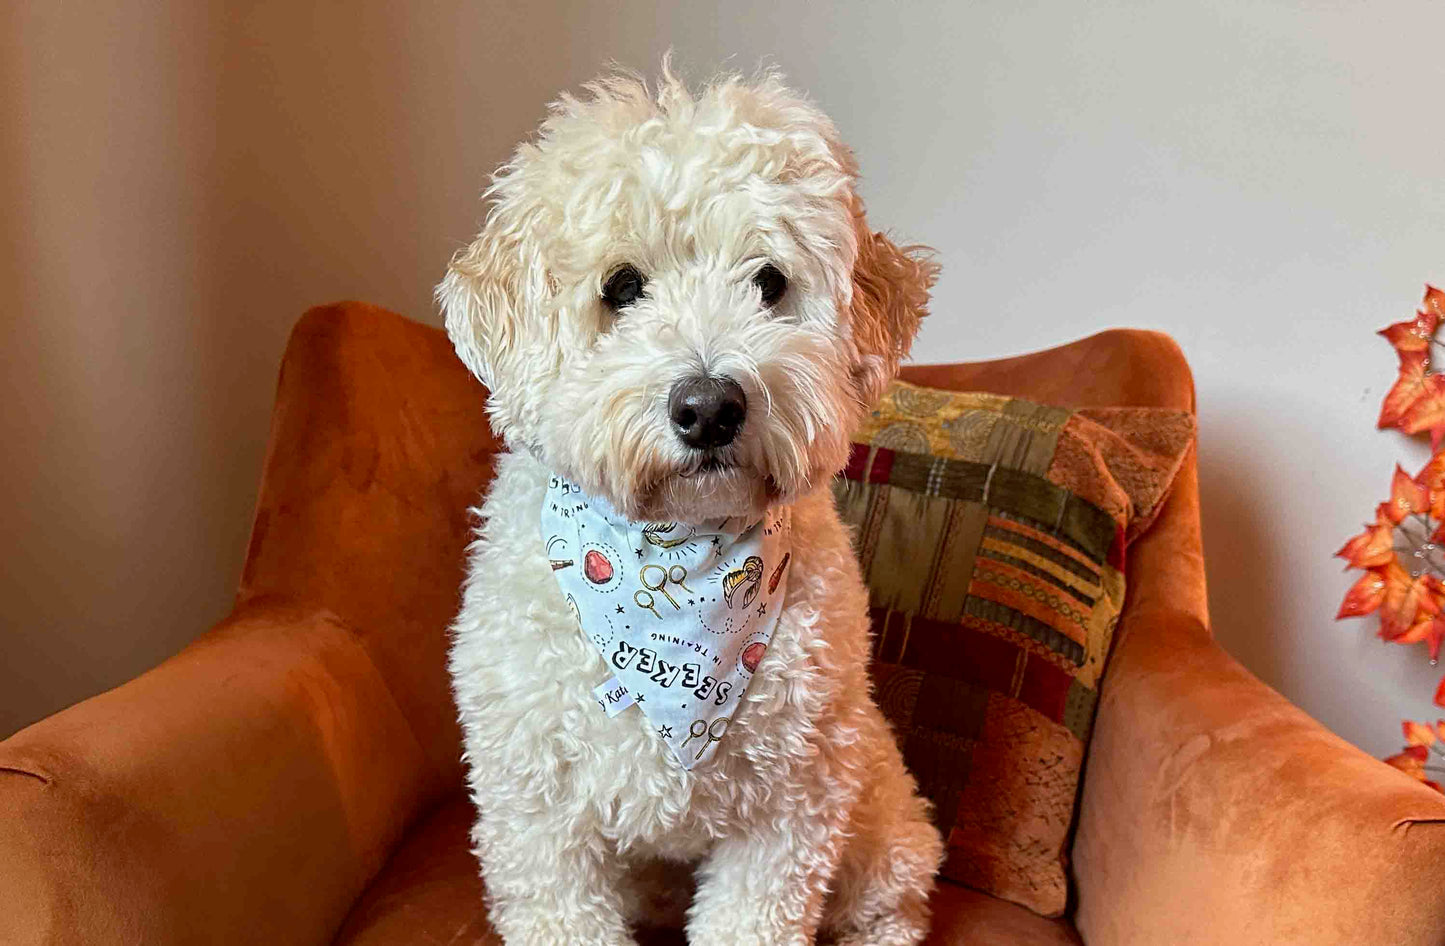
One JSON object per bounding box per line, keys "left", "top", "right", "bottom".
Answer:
{"left": 602, "top": 266, "right": 647, "bottom": 309}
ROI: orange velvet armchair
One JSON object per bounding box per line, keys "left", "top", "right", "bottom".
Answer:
{"left": 5, "top": 302, "right": 1445, "bottom": 946}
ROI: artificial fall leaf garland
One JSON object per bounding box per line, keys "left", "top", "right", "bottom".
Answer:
{"left": 1378, "top": 286, "right": 1445, "bottom": 446}
{"left": 1338, "top": 285, "right": 1445, "bottom": 792}
{"left": 1386, "top": 720, "right": 1445, "bottom": 793}
{"left": 1337, "top": 460, "right": 1445, "bottom": 657}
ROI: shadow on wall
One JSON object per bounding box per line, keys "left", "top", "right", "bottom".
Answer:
{"left": 0, "top": 1, "right": 586, "bottom": 737}
{"left": 1, "top": 4, "right": 234, "bottom": 738}
{"left": 1196, "top": 434, "right": 1290, "bottom": 691}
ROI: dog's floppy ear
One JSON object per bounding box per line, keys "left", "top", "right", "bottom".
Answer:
{"left": 846, "top": 202, "right": 939, "bottom": 406}
{"left": 436, "top": 186, "right": 546, "bottom": 393}
{"left": 436, "top": 222, "right": 518, "bottom": 391}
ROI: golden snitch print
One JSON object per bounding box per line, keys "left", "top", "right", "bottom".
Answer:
{"left": 642, "top": 521, "right": 696, "bottom": 550}
{"left": 722, "top": 556, "right": 764, "bottom": 610}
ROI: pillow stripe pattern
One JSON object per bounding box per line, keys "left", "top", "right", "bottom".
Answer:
{"left": 834, "top": 381, "right": 1194, "bottom": 917}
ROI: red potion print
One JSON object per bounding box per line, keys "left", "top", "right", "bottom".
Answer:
{"left": 584, "top": 549, "right": 614, "bottom": 585}
{"left": 741, "top": 641, "right": 767, "bottom": 674}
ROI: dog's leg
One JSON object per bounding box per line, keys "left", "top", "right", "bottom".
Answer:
{"left": 819, "top": 722, "right": 943, "bottom": 946}
{"left": 685, "top": 823, "right": 845, "bottom": 945}
{"left": 685, "top": 769, "right": 856, "bottom": 946}
{"left": 470, "top": 805, "right": 638, "bottom": 946}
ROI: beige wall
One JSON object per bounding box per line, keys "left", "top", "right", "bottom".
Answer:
{"left": 6, "top": 2, "right": 1445, "bottom": 758}
{"left": 1, "top": 1, "right": 584, "bottom": 736}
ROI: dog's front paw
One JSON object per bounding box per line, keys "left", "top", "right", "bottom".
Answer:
{"left": 686, "top": 916, "right": 811, "bottom": 946}
{"left": 485, "top": 871, "right": 639, "bottom": 946}
{"left": 492, "top": 909, "right": 638, "bottom": 946}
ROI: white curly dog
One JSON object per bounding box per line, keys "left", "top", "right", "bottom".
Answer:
{"left": 439, "top": 65, "right": 944, "bottom": 946}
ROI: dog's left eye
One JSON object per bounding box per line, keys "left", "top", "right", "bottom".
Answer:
{"left": 753, "top": 264, "right": 787, "bottom": 307}
{"left": 602, "top": 266, "right": 647, "bottom": 309}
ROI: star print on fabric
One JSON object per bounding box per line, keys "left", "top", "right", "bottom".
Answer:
{"left": 634, "top": 694, "right": 645, "bottom": 703}
{"left": 657, "top": 725, "right": 672, "bottom": 739}
{"left": 636, "top": 548, "right": 645, "bottom": 559}
{"left": 756, "top": 602, "right": 767, "bottom": 616}
{"left": 615, "top": 605, "right": 625, "bottom": 614}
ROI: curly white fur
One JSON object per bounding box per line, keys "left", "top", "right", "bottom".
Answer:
{"left": 440, "top": 64, "right": 944, "bottom": 946}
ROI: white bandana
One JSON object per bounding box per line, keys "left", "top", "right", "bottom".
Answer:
{"left": 541, "top": 474, "right": 792, "bottom": 769}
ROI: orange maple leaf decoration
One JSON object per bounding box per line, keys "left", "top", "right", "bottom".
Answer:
{"left": 1336, "top": 460, "right": 1445, "bottom": 686}
{"left": 1387, "top": 720, "right": 1445, "bottom": 793}
{"left": 1379, "top": 286, "right": 1445, "bottom": 447}
{"left": 1345, "top": 286, "right": 1445, "bottom": 778}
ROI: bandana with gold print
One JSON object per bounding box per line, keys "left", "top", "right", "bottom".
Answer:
{"left": 540, "top": 475, "right": 792, "bottom": 768}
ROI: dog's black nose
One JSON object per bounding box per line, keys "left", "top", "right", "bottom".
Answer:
{"left": 669, "top": 376, "right": 747, "bottom": 450}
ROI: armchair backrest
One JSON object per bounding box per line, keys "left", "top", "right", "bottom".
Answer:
{"left": 242, "top": 307, "right": 1203, "bottom": 812}
{"left": 238, "top": 301, "right": 502, "bottom": 792}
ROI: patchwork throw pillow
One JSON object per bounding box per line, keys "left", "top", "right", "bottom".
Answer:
{"left": 834, "top": 380, "right": 1195, "bottom": 917}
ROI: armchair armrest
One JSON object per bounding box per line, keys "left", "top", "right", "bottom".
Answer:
{"left": 1, "top": 303, "right": 497, "bottom": 944}
{"left": 0, "top": 602, "right": 434, "bottom": 946}
{"left": 1073, "top": 465, "right": 1445, "bottom": 944}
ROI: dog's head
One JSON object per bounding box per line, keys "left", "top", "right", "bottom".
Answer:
{"left": 439, "top": 67, "right": 937, "bottom": 522}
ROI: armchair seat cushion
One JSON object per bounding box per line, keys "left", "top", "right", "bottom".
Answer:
{"left": 331, "top": 796, "right": 1082, "bottom": 946}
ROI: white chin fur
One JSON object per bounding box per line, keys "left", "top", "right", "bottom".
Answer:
{"left": 638, "top": 465, "right": 770, "bottom": 523}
